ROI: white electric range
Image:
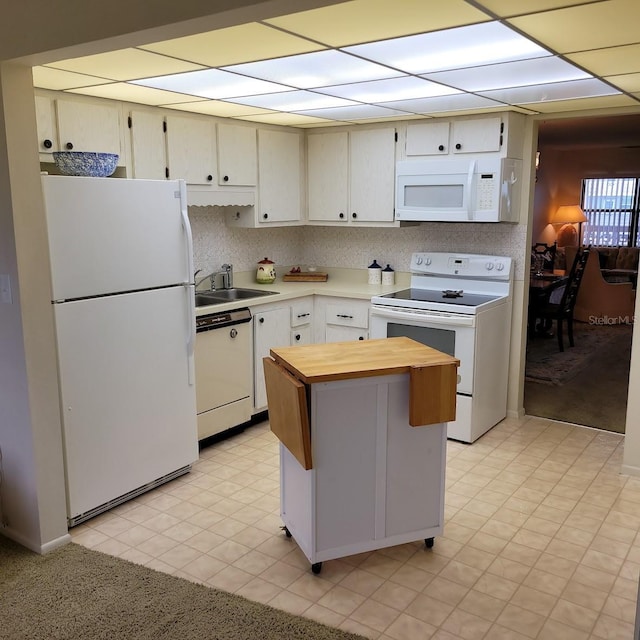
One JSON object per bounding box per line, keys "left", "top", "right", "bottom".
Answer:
{"left": 370, "top": 252, "right": 513, "bottom": 443}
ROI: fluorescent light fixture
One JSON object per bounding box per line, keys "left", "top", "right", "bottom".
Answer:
{"left": 315, "top": 77, "right": 460, "bottom": 103}
{"left": 131, "top": 68, "right": 291, "bottom": 99}
{"left": 479, "top": 78, "right": 621, "bottom": 104}
{"left": 423, "top": 56, "right": 592, "bottom": 92}
{"left": 222, "top": 49, "right": 403, "bottom": 89}
{"left": 342, "top": 22, "right": 550, "bottom": 74}
{"left": 224, "top": 90, "right": 359, "bottom": 111}
{"left": 294, "top": 104, "right": 411, "bottom": 120}
{"left": 377, "top": 93, "right": 504, "bottom": 114}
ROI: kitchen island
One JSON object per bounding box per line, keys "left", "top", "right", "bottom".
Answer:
{"left": 263, "top": 337, "right": 459, "bottom": 573}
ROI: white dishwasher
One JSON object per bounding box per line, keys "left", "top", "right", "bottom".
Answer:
{"left": 195, "top": 307, "right": 253, "bottom": 440}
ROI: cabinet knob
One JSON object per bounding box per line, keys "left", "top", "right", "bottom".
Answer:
{"left": 352, "top": 212, "right": 357, "bottom": 219}
{"left": 259, "top": 317, "right": 264, "bottom": 324}
{"left": 339, "top": 212, "right": 345, "bottom": 219}
{"left": 438, "top": 144, "right": 445, "bottom": 151}
{"left": 295, "top": 334, "right": 301, "bottom": 341}
{"left": 358, "top": 336, "right": 364, "bottom": 340}
{"left": 230, "top": 328, "right": 238, "bottom": 339}
{"left": 223, "top": 175, "right": 229, "bottom": 182}
{"left": 263, "top": 213, "right": 269, "bottom": 220}
{"left": 207, "top": 174, "right": 213, "bottom": 182}
{"left": 43, "top": 139, "right": 53, "bottom": 149}
{"left": 455, "top": 143, "right": 462, "bottom": 150}
{"left": 65, "top": 142, "right": 74, "bottom": 150}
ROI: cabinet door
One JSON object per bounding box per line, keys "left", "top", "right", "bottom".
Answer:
{"left": 307, "top": 132, "right": 349, "bottom": 222}
{"left": 291, "top": 325, "right": 312, "bottom": 345}
{"left": 349, "top": 128, "right": 396, "bottom": 223}
{"left": 253, "top": 306, "right": 291, "bottom": 411}
{"left": 129, "top": 110, "right": 166, "bottom": 180}
{"left": 166, "top": 114, "right": 216, "bottom": 185}
{"left": 35, "top": 95, "right": 58, "bottom": 154}
{"left": 56, "top": 98, "right": 122, "bottom": 159}
{"left": 325, "top": 326, "right": 368, "bottom": 342}
{"left": 257, "top": 129, "right": 302, "bottom": 223}
{"left": 451, "top": 117, "right": 502, "bottom": 154}
{"left": 217, "top": 123, "right": 257, "bottom": 186}
{"left": 406, "top": 121, "right": 450, "bottom": 156}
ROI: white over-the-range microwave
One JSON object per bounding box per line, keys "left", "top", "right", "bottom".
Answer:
{"left": 395, "top": 156, "right": 522, "bottom": 223}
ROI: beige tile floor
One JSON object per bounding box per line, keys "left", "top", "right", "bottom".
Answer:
{"left": 71, "top": 416, "right": 640, "bottom": 639}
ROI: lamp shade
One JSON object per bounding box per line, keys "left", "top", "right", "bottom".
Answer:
{"left": 552, "top": 205, "right": 587, "bottom": 224}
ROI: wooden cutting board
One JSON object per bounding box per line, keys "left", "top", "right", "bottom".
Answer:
{"left": 282, "top": 271, "right": 328, "bottom": 282}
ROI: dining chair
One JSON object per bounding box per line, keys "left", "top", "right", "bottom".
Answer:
{"left": 531, "top": 242, "right": 557, "bottom": 272}
{"left": 533, "top": 246, "right": 591, "bottom": 352}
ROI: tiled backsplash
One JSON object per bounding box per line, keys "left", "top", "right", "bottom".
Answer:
{"left": 190, "top": 208, "right": 529, "bottom": 280}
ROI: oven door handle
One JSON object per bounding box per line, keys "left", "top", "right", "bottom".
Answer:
{"left": 371, "top": 306, "right": 475, "bottom": 327}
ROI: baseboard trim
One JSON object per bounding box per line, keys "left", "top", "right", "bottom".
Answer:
{"left": 621, "top": 464, "right": 640, "bottom": 477}
{"left": 0, "top": 528, "right": 71, "bottom": 554}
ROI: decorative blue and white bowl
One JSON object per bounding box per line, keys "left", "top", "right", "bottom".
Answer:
{"left": 53, "top": 151, "right": 119, "bottom": 177}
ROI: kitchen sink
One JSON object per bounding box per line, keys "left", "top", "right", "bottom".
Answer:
{"left": 195, "top": 288, "right": 278, "bottom": 307}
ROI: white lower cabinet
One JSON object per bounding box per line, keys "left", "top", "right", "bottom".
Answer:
{"left": 253, "top": 305, "right": 291, "bottom": 412}
{"left": 317, "top": 296, "right": 370, "bottom": 343}
{"left": 280, "top": 373, "right": 446, "bottom": 569}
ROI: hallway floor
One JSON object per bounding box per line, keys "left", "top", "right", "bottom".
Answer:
{"left": 71, "top": 417, "right": 638, "bottom": 639}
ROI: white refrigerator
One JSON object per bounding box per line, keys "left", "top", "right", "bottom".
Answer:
{"left": 42, "top": 175, "right": 198, "bottom": 526}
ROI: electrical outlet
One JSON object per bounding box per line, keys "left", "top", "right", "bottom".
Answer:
{"left": 0, "top": 274, "right": 12, "bottom": 304}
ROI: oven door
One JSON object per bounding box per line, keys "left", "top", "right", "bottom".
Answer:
{"left": 370, "top": 305, "right": 475, "bottom": 395}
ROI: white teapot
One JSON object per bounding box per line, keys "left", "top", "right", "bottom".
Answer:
{"left": 256, "top": 257, "right": 276, "bottom": 284}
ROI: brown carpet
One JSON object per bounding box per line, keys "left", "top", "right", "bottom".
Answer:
{"left": 0, "top": 535, "right": 365, "bottom": 640}
{"left": 524, "top": 322, "right": 633, "bottom": 433}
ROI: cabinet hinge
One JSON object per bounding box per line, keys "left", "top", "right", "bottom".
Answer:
{"left": 163, "top": 121, "right": 167, "bottom": 133}
{"left": 394, "top": 131, "right": 398, "bottom": 142}
{"left": 499, "top": 134, "right": 503, "bottom": 146}
{"left": 127, "top": 115, "right": 132, "bottom": 129}
{"left": 500, "top": 122, "right": 504, "bottom": 133}
{"left": 165, "top": 167, "right": 169, "bottom": 179}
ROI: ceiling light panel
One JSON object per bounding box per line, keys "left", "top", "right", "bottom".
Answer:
{"left": 265, "top": 0, "right": 490, "bottom": 48}
{"left": 44, "top": 49, "right": 204, "bottom": 81}
{"left": 342, "top": 22, "right": 550, "bottom": 75}
{"left": 164, "top": 101, "right": 276, "bottom": 118}
{"left": 66, "top": 83, "right": 204, "bottom": 106}
{"left": 294, "top": 104, "right": 412, "bottom": 121}
{"left": 377, "top": 93, "right": 505, "bottom": 115}
{"left": 508, "top": 0, "right": 640, "bottom": 53}
{"left": 224, "top": 90, "right": 359, "bottom": 112}
{"left": 315, "top": 77, "right": 460, "bottom": 103}
{"left": 32, "top": 67, "right": 111, "bottom": 91}
{"left": 138, "top": 23, "right": 325, "bottom": 67}
{"left": 423, "top": 56, "right": 591, "bottom": 92}
{"left": 222, "top": 49, "right": 403, "bottom": 89}
{"left": 479, "top": 78, "right": 621, "bottom": 105}
{"left": 527, "top": 94, "right": 638, "bottom": 113}
{"left": 132, "top": 69, "right": 291, "bottom": 99}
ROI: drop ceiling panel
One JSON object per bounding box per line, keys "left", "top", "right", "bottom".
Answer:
{"left": 236, "top": 112, "right": 335, "bottom": 126}
{"left": 508, "top": 0, "right": 640, "bottom": 53}
{"left": 138, "top": 23, "right": 325, "bottom": 67}
{"left": 166, "top": 101, "right": 276, "bottom": 118}
{"left": 222, "top": 50, "right": 403, "bottom": 88}
{"left": 567, "top": 44, "right": 640, "bottom": 77}
{"left": 474, "top": 0, "right": 593, "bottom": 17}
{"left": 264, "top": 0, "right": 490, "bottom": 47}
{"left": 605, "top": 73, "right": 640, "bottom": 93}
{"left": 32, "top": 67, "right": 110, "bottom": 91}
{"left": 65, "top": 83, "right": 203, "bottom": 106}
{"left": 377, "top": 93, "right": 506, "bottom": 114}
{"left": 526, "top": 94, "right": 639, "bottom": 113}
{"left": 44, "top": 49, "right": 204, "bottom": 81}
{"left": 294, "top": 104, "right": 411, "bottom": 121}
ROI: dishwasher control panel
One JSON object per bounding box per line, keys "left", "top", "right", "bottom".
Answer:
{"left": 196, "top": 307, "right": 252, "bottom": 332}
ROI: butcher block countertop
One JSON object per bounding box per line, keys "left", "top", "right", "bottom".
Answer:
{"left": 270, "top": 336, "right": 459, "bottom": 384}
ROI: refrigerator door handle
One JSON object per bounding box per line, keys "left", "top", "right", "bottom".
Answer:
{"left": 185, "top": 284, "right": 196, "bottom": 386}
{"left": 177, "top": 180, "right": 195, "bottom": 282}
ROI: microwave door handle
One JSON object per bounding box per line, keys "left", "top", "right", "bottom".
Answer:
{"left": 467, "top": 160, "right": 476, "bottom": 221}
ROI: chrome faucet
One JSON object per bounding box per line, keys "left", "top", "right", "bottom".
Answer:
{"left": 194, "top": 264, "right": 233, "bottom": 291}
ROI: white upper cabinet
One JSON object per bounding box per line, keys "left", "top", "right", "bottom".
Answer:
{"left": 56, "top": 98, "right": 123, "bottom": 158}
{"left": 451, "top": 117, "right": 502, "bottom": 154}
{"left": 308, "top": 127, "right": 396, "bottom": 226}
{"left": 165, "top": 114, "right": 216, "bottom": 185}
{"left": 36, "top": 93, "right": 123, "bottom": 163}
{"left": 349, "top": 128, "right": 396, "bottom": 224}
{"left": 217, "top": 123, "right": 257, "bottom": 186}
{"left": 307, "top": 131, "right": 349, "bottom": 223}
{"left": 128, "top": 109, "right": 166, "bottom": 180}
{"left": 257, "top": 129, "right": 302, "bottom": 224}
{"left": 405, "top": 121, "right": 450, "bottom": 156}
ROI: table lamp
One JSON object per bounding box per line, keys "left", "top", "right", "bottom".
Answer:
{"left": 552, "top": 205, "right": 587, "bottom": 247}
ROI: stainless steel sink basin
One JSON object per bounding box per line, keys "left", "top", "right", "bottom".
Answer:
{"left": 195, "top": 288, "right": 278, "bottom": 307}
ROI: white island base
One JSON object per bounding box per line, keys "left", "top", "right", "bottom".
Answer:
{"left": 279, "top": 372, "right": 446, "bottom": 573}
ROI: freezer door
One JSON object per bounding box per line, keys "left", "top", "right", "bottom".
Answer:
{"left": 53, "top": 286, "right": 197, "bottom": 520}
{"left": 42, "top": 176, "right": 192, "bottom": 300}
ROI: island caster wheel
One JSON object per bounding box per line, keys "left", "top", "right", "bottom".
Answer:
{"left": 311, "top": 562, "right": 323, "bottom": 575}
{"left": 283, "top": 526, "right": 292, "bottom": 538}
{"left": 425, "top": 537, "right": 434, "bottom": 549}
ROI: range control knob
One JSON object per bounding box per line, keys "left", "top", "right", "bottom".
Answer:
{"left": 425, "top": 257, "right": 432, "bottom": 266}
{"left": 415, "top": 256, "right": 424, "bottom": 265}
{"left": 486, "top": 262, "right": 495, "bottom": 271}
{"left": 495, "top": 262, "right": 505, "bottom": 271}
